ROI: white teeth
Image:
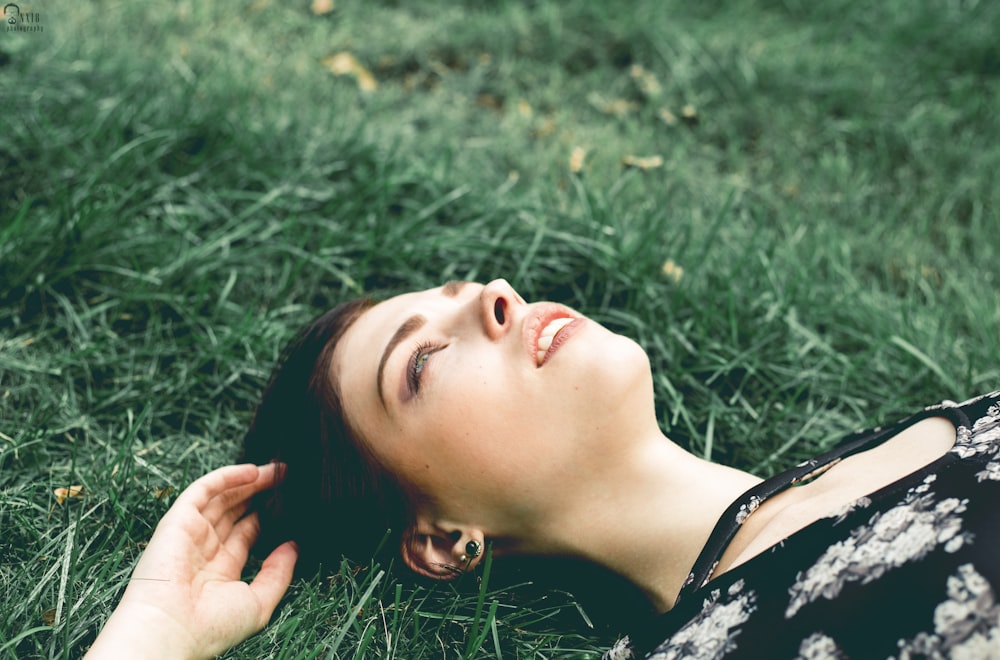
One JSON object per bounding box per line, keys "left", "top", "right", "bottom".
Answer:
{"left": 536, "top": 317, "right": 574, "bottom": 366}
{"left": 540, "top": 317, "right": 573, "bottom": 339}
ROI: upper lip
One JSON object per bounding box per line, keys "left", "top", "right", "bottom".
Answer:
{"left": 521, "top": 303, "right": 578, "bottom": 367}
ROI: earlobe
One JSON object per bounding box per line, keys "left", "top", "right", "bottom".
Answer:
{"left": 400, "top": 527, "right": 456, "bottom": 579}
{"left": 400, "top": 522, "right": 485, "bottom": 581}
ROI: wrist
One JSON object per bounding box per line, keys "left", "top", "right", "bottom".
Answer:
{"left": 85, "top": 600, "right": 200, "bottom": 660}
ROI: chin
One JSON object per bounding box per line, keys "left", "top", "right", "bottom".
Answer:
{"left": 563, "top": 333, "right": 656, "bottom": 455}
{"left": 581, "top": 332, "right": 653, "bottom": 415}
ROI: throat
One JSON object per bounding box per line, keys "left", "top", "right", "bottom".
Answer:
{"left": 552, "top": 442, "right": 763, "bottom": 613}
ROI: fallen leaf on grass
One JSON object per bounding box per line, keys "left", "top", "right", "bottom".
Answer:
{"left": 629, "top": 64, "right": 662, "bottom": 98}
{"left": 532, "top": 117, "right": 557, "bottom": 139}
{"left": 588, "top": 93, "right": 639, "bottom": 117}
{"left": 660, "top": 105, "right": 699, "bottom": 127}
{"left": 153, "top": 486, "right": 175, "bottom": 500}
{"left": 622, "top": 154, "right": 663, "bottom": 170}
{"left": 311, "top": 0, "right": 335, "bottom": 15}
{"left": 53, "top": 485, "right": 84, "bottom": 504}
{"left": 322, "top": 52, "right": 378, "bottom": 91}
{"left": 662, "top": 259, "right": 684, "bottom": 283}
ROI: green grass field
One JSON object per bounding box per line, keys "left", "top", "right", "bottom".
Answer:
{"left": 1, "top": 0, "right": 998, "bottom": 657}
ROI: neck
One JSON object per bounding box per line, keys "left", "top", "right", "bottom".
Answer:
{"left": 520, "top": 428, "right": 761, "bottom": 612}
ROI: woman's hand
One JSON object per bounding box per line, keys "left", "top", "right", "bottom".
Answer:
{"left": 86, "top": 463, "right": 298, "bottom": 659}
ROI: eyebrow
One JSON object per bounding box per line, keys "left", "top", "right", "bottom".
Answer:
{"left": 377, "top": 314, "right": 426, "bottom": 407}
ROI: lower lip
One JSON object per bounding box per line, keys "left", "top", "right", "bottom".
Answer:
{"left": 538, "top": 318, "right": 586, "bottom": 367}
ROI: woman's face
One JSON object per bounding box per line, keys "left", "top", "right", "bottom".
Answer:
{"left": 331, "top": 279, "right": 654, "bottom": 533}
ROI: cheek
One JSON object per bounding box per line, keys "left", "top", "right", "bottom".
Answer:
{"left": 421, "top": 372, "right": 539, "bottom": 474}
{"left": 427, "top": 378, "right": 511, "bottom": 452}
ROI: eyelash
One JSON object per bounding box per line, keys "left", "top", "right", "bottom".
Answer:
{"left": 407, "top": 341, "right": 437, "bottom": 394}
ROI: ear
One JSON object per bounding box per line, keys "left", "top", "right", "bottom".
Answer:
{"left": 400, "top": 516, "right": 485, "bottom": 581}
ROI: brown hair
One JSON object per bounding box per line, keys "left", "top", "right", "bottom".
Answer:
{"left": 241, "top": 298, "right": 409, "bottom": 569}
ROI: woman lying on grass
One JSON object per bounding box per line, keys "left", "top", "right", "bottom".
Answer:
{"left": 88, "top": 280, "right": 1000, "bottom": 658}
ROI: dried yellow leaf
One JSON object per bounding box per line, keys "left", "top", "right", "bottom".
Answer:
{"left": 622, "top": 155, "right": 663, "bottom": 170}
{"left": 53, "top": 485, "right": 84, "bottom": 504}
{"left": 629, "top": 64, "right": 662, "bottom": 98}
{"left": 569, "top": 146, "right": 587, "bottom": 173}
{"left": 662, "top": 259, "right": 684, "bottom": 283}
{"left": 154, "top": 486, "right": 175, "bottom": 500}
{"left": 659, "top": 107, "right": 678, "bottom": 126}
{"left": 532, "top": 117, "right": 556, "bottom": 139}
{"left": 322, "top": 52, "right": 378, "bottom": 92}
{"left": 588, "top": 93, "right": 638, "bottom": 117}
{"left": 311, "top": 0, "right": 335, "bottom": 15}
{"left": 323, "top": 52, "right": 354, "bottom": 75}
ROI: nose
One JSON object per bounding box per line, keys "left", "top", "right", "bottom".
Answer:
{"left": 479, "top": 278, "right": 522, "bottom": 340}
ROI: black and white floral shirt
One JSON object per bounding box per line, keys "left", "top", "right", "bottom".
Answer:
{"left": 606, "top": 392, "right": 1000, "bottom": 659}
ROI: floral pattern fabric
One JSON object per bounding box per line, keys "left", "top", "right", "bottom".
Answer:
{"left": 607, "top": 392, "right": 1000, "bottom": 659}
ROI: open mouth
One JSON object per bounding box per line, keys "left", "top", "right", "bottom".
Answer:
{"left": 536, "top": 317, "right": 574, "bottom": 366}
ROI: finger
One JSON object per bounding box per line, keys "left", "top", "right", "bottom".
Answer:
{"left": 173, "top": 464, "right": 262, "bottom": 513}
{"left": 248, "top": 541, "right": 299, "bottom": 630}
{"left": 193, "top": 463, "right": 285, "bottom": 527}
{"left": 212, "top": 496, "right": 252, "bottom": 543}
{"left": 223, "top": 511, "right": 262, "bottom": 568}
{"left": 203, "top": 462, "right": 285, "bottom": 521}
